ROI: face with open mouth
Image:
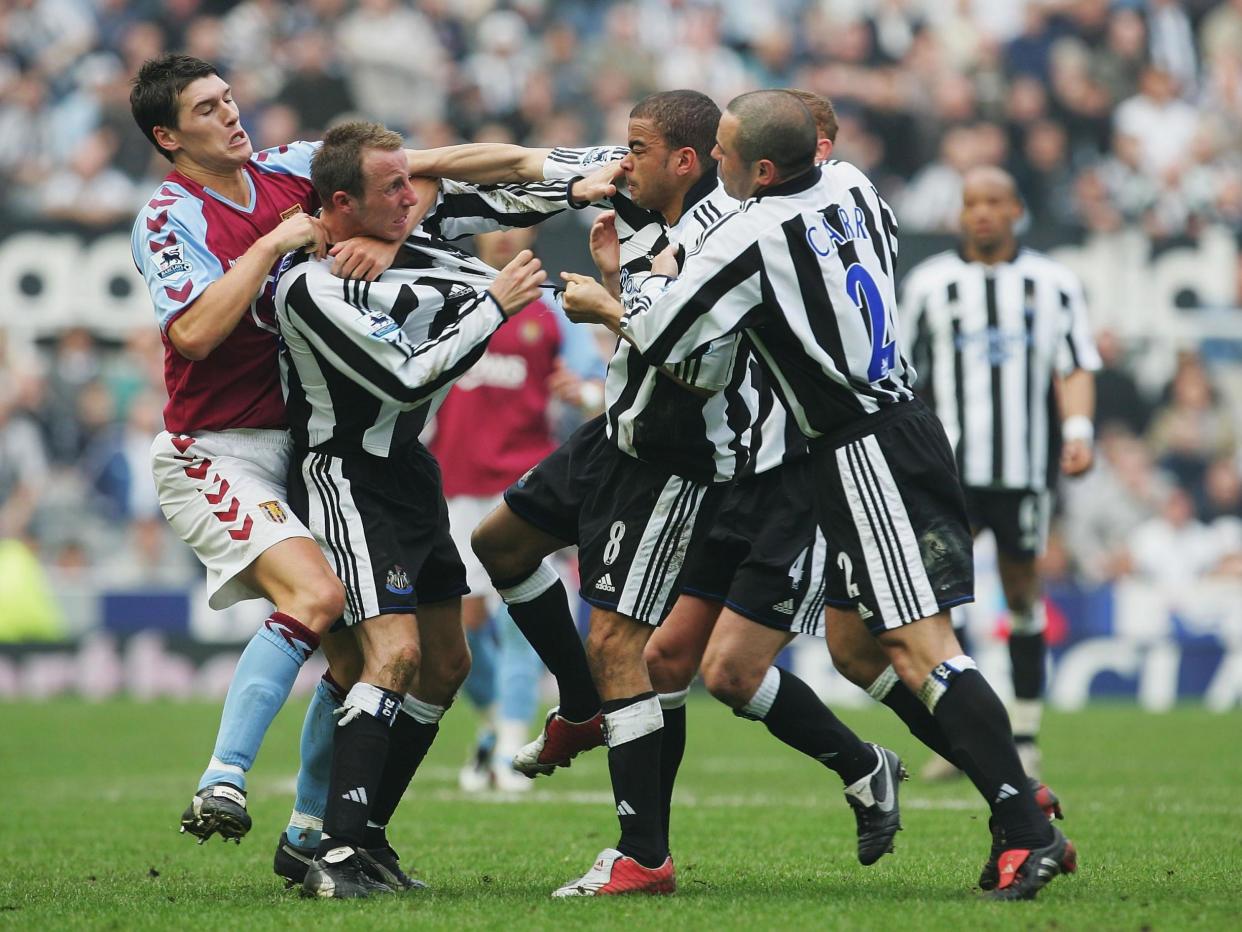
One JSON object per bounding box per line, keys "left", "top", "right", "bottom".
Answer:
{"left": 170, "top": 74, "right": 253, "bottom": 166}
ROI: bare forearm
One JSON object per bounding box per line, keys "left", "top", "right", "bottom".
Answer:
{"left": 1059, "top": 369, "right": 1095, "bottom": 420}
{"left": 168, "top": 238, "right": 278, "bottom": 360}
{"left": 406, "top": 144, "right": 552, "bottom": 184}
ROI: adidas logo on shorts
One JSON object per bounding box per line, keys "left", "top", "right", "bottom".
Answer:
{"left": 772, "top": 599, "right": 795, "bottom": 615}
{"left": 858, "top": 603, "right": 874, "bottom": 620}
{"left": 595, "top": 573, "right": 616, "bottom": 593}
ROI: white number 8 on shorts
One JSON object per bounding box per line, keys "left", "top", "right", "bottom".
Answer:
{"left": 602, "top": 520, "right": 626, "bottom": 565}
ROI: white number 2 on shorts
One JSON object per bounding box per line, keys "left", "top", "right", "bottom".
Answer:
{"left": 837, "top": 551, "right": 861, "bottom": 598}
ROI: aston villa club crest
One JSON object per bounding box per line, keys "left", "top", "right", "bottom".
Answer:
{"left": 258, "top": 500, "right": 288, "bottom": 523}
{"left": 279, "top": 203, "right": 303, "bottom": 221}
{"left": 386, "top": 565, "right": 413, "bottom": 595}
{"left": 520, "top": 319, "right": 541, "bottom": 345}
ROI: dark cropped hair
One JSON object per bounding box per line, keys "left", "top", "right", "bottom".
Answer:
{"left": 630, "top": 89, "right": 721, "bottom": 169}
{"left": 725, "top": 90, "right": 817, "bottom": 179}
{"left": 312, "top": 121, "right": 404, "bottom": 204}
{"left": 130, "top": 54, "right": 219, "bottom": 161}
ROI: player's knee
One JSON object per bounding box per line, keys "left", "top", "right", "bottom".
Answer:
{"left": 644, "top": 639, "right": 696, "bottom": 693}
{"left": 700, "top": 653, "right": 762, "bottom": 709}
{"left": 437, "top": 642, "right": 472, "bottom": 693}
{"left": 374, "top": 639, "right": 421, "bottom": 693}
{"left": 297, "top": 573, "right": 346, "bottom": 633}
{"left": 324, "top": 636, "right": 363, "bottom": 690}
{"left": 828, "top": 648, "right": 861, "bottom": 686}
{"left": 585, "top": 618, "right": 644, "bottom": 682}
{"left": 470, "top": 521, "right": 527, "bottom": 580}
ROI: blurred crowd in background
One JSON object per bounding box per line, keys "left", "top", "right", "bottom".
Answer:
{"left": 1, "top": 0, "right": 1242, "bottom": 639}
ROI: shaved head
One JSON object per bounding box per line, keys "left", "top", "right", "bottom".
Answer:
{"left": 962, "top": 166, "right": 1019, "bottom": 203}
{"left": 959, "top": 165, "right": 1022, "bottom": 262}
{"left": 725, "top": 90, "right": 817, "bottom": 177}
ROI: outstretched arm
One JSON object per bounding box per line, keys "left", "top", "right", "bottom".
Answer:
{"left": 405, "top": 144, "right": 553, "bottom": 184}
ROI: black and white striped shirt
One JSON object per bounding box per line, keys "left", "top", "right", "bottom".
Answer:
{"left": 275, "top": 181, "right": 570, "bottom": 458}
{"left": 736, "top": 350, "right": 810, "bottom": 475}
{"left": 901, "top": 247, "right": 1101, "bottom": 491}
{"left": 544, "top": 147, "right": 753, "bottom": 483}
{"left": 619, "top": 161, "right": 912, "bottom": 444}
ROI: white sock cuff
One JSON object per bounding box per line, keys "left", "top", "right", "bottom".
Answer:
{"left": 1010, "top": 698, "right": 1043, "bottom": 737}
{"left": 917, "top": 654, "right": 978, "bottom": 713}
{"left": 341, "top": 682, "right": 401, "bottom": 727}
{"left": 208, "top": 757, "right": 245, "bottom": 777}
{"left": 288, "top": 810, "right": 323, "bottom": 832}
{"left": 659, "top": 688, "right": 690, "bottom": 710}
{"left": 604, "top": 695, "right": 663, "bottom": 747}
{"left": 1009, "top": 602, "right": 1047, "bottom": 635}
{"left": 402, "top": 695, "right": 447, "bottom": 724}
{"left": 496, "top": 562, "right": 559, "bottom": 604}
{"left": 740, "top": 666, "right": 782, "bottom": 721}
{"left": 866, "top": 665, "right": 900, "bottom": 702}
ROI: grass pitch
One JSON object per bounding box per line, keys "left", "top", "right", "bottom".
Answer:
{"left": 0, "top": 696, "right": 1237, "bottom": 930}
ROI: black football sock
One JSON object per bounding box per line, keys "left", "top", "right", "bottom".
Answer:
{"left": 657, "top": 690, "right": 688, "bottom": 851}
{"left": 603, "top": 692, "right": 666, "bottom": 869}
{"left": 496, "top": 564, "right": 600, "bottom": 722}
{"left": 317, "top": 682, "right": 401, "bottom": 855}
{"left": 865, "top": 666, "right": 959, "bottom": 764}
{"left": 921, "top": 657, "right": 1051, "bottom": 850}
{"left": 1008, "top": 631, "right": 1046, "bottom": 745}
{"left": 362, "top": 696, "right": 443, "bottom": 850}
{"left": 737, "top": 666, "right": 877, "bottom": 786}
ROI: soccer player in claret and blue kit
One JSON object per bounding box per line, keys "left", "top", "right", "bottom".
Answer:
{"left": 128, "top": 54, "right": 409, "bottom": 847}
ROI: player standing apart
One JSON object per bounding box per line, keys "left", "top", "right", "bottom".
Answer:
{"left": 564, "top": 90, "right": 1078, "bottom": 901}
{"left": 901, "top": 166, "right": 1099, "bottom": 780}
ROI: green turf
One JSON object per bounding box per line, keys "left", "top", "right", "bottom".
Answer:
{"left": 0, "top": 697, "right": 1237, "bottom": 930}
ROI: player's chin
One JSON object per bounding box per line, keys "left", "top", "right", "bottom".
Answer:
{"left": 227, "top": 140, "right": 254, "bottom": 163}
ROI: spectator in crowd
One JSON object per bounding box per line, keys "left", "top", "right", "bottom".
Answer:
{"left": 1061, "top": 428, "right": 1171, "bottom": 584}
{"left": 1198, "top": 453, "right": 1242, "bottom": 522}
{"left": 35, "top": 128, "right": 138, "bottom": 226}
{"left": 1114, "top": 66, "right": 1200, "bottom": 181}
{"left": 1129, "top": 486, "right": 1241, "bottom": 586}
{"left": 0, "top": 374, "right": 48, "bottom": 543}
{"left": 1093, "top": 329, "right": 1155, "bottom": 436}
{"left": 1146, "top": 352, "right": 1236, "bottom": 491}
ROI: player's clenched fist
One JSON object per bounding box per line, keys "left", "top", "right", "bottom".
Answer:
{"left": 264, "top": 212, "right": 328, "bottom": 259}
{"left": 489, "top": 249, "right": 546, "bottom": 316}
{"left": 561, "top": 271, "right": 622, "bottom": 330}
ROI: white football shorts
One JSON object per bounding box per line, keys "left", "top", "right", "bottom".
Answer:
{"left": 151, "top": 428, "right": 314, "bottom": 609}
{"left": 446, "top": 493, "right": 503, "bottom": 597}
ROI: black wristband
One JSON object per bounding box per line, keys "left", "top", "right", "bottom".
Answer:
{"left": 566, "top": 175, "right": 590, "bottom": 209}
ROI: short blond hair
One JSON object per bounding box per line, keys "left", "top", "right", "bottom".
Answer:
{"left": 311, "top": 121, "right": 403, "bottom": 203}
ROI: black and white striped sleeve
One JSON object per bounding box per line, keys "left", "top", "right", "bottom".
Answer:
{"left": 1054, "top": 270, "right": 1101, "bottom": 376}
{"left": 899, "top": 267, "right": 933, "bottom": 393}
{"left": 420, "top": 179, "right": 570, "bottom": 240}
{"left": 543, "top": 146, "right": 629, "bottom": 181}
{"left": 619, "top": 216, "right": 765, "bottom": 367}
{"left": 281, "top": 272, "right": 504, "bottom": 409}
